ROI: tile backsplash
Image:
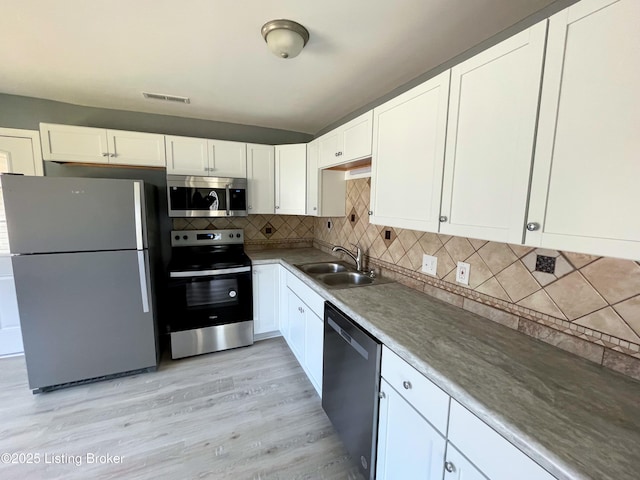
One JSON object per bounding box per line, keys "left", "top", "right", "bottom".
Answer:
{"left": 314, "top": 178, "right": 640, "bottom": 379}
{"left": 173, "top": 214, "right": 314, "bottom": 250}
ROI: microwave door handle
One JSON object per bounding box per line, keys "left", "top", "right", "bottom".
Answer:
{"left": 225, "top": 184, "right": 231, "bottom": 216}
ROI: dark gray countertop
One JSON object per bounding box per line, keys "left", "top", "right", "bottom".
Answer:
{"left": 248, "top": 248, "right": 640, "bottom": 480}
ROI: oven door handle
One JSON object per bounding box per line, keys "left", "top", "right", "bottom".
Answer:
{"left": 170, "top": 266, "right": 251, "bottom": 278}
{"left": 225, "top": 183, "right": 231, "bottom": 217}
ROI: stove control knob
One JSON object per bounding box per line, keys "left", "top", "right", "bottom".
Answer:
{"left": 228, "top": 289, "right": 237, "bottom": 298}
{"left": 229, "top": 233, "right": 233, "bottom": 238}
{"left": 174, "top": 235, "right": 180, "bottom": 240}
{"left": 183, "top": 235, "right": 188, "bottom": 240}
{"left": 236, "top": 233, "right": 241, "bottom": 238}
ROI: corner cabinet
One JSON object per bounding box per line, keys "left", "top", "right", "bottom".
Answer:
{"left": 439, "top": 21, "right": 547, "bottom": 244}
{"left": 318, "top": 111, "right": 373, "bottom": 168}
{"left": 370, "top": 71, "right": 450, "bottom": 232}
{"left": 306, "top": 139, "right": 346, "bottom": 217}
{"left": 275, "top": 144, "right": 307, "bottom": 215}
{"left": 166, "top": 136, "right": 246, "bottom": 177}
{"left": 525, "top": 0, "right": 640, "bottom": 260}
{"left": 40, "top": 123, "right": 166, "bottom": 167}
{"left": 246, "top": 144, "right": 275, "bottom": 215}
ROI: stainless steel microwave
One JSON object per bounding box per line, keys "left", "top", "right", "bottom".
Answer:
{"left": 167, "top": 175, "right": 248, "bottom": 217}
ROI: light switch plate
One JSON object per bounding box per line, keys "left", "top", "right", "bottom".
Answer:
{"left": 456, "top": 261, "right": 470, "bottom": 285}
{"left": 421, "top": 254, "right": 438, "bottom": 276}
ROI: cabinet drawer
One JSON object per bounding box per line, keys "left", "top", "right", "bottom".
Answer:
{"left": 381, "top": 346, "right": 450, "bottom": 435}
{"left": 286, "top": 271, "right": 325, "bottom": 317}
{"left": 449, "top": 400, "right": 555, "bottom": 480}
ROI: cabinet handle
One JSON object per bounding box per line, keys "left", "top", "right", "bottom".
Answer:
{"left": 368, "top": 211, "right": 373, "bottom": 216}
{"left": 276, "top": 206, "right": 280, "bottom": 209}
{"left": 110, "top": 153, "right": 116, "bottom": 157}
{"left": 338, "top": 151, "right": 343, "bottom": 156}
{"left": 439, "top": 216, "right": 448, "bottom": 222}
{"left": 402, "top": 381, "right": 412, "bottom": 390}
{"left": 335, "top": 152, "right": 339, "bottom": 157}
{"left": 102, "top": 153, "right": 109, "bottom": 157}
{"left": 248, "top": 205, "right": 253, "bottom": 210}
{"left": 313, "top": 207, "right": 317, "bottom": 211}
{"left": 444, "top": 461, "right": 455, "bottom": 473}
{"left": 526, "top": 222, "right": 540, "bottom": 231}
{"left": 378, "top": 391, "right": 386, "bottom": 399}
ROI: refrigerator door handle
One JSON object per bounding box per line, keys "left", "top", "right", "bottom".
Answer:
{"left": 137, "top": 251, "right": 150, "bottom": 313}
{"left": 133, "top": 182, "right": 143, "bottom": 250}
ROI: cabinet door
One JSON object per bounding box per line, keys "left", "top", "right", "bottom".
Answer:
{"left": 444, "top": 444, "right": 488, "bottom": 480}
{"left": 107, "top": 130, "right": 166, "bottom": 167}
{"left": 286, "top": 289, "right": 306, "bottom": 364}
{"left": 526, "top": 0, "right": 640, "bottom": 259}
{"left": 376, "top": 379, "right": 447, "bottom": 480}
{"left": 317, "top": 130, "right": 341, "bottom": 168}
{"left": 165, "top": 135, "right": 209, "bottom": 175}
{"left": 306, "top": 140, "right": 319, "bottom": 216}
{"left": 40, "top": 123, "right": 109, "bottom": 163}
{"left": 370, "top": 71, "right": 450, "bottom": 231}
{"left": 209, "top": 140, "right": 247, "bottom": 178}
{"left": 252, "top": 264, "right": 280, "bottom": 336}
{"left": 440, "top": 22, "right": 546, "bottom": 243}
{"left": 0, "top": 129, "right": 43, "bottom": 176}
{"left": 275, "top": 144, "right": 306, "bottom": 215}
{"left": 304, "top": 310, "right": 323, "bottom": 396}
{"left": 247, "top": 144, "right": 275, "bottom": 214}
{"left": 341, "top": 111, "right": 373, "bottom": 161}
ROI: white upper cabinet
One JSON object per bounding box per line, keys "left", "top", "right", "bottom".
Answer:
{"left": 307, "top": 139, "right": 346, "bottom": 217}
{"left": 208, "top": 140, "right": 247, "bottom": 178}
{"left": 440, "top": 21, "right": 547, "bottom": 244}
{"left": 526, "top": 0, "right": 640, "bottom": 260}
{"left": 166, "top": 136, "right": 246, "bottom": 177}
{"left": 40, "top": 124, "right": 110, "bottom": 164}
{"left": 306, "top": 140, "right": 320, "bottom": 216}
{"left": 275, "top": 144, "right": 307, "bottom": 215}
{"left": 40, "top": 123, "right": 165, "bottom": 167}
{"left": 107, "top": 129, "right": 166, "bottom": 167}
{"left": 165, "top": 135, "right": 208, "bottom": 175}
{"left": 370, "top": 71, "right": 450, "bottom": 232}
{"left": 246, "top": 143, "right": 275, "bottom": 215}
{"left": 317, "top": 111, "right": 373, "bottom": 168}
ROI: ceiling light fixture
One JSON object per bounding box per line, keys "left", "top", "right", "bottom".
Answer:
{"left": 261, "top": 19, "right": 309, "bottom": 59}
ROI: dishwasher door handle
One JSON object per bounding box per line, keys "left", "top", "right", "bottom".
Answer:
{"left": 327, "top": 317, "right": 369, "bottom": 360}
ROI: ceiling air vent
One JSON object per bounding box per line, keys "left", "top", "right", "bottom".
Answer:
{"left": 142, "top": 92, "right": 190, "bottom": 104}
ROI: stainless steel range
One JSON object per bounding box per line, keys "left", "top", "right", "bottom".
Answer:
{"left": 167, "top": 229, "right": 253, "bottom": 359}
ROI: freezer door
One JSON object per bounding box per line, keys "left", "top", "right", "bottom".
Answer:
{"left": 1, "top": 175, "right": 147, "bottom": 254}
{"left": 12, "top": 250, "right": 157, "bottom": 390}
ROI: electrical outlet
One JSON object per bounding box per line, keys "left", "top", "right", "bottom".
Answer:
{"left": 456, "top": 261, "right": 470, "bottom": 285}
{"left": 421, "top": 254, "right": 438, "bottom": 276}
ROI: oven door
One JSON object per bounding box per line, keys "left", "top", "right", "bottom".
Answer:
{"left": 167, "top": 267, "right": 252, "bottom": 332}
{"left": 167, "top": 175, "right": 247, "bottom": 217}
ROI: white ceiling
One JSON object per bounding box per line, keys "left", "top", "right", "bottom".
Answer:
{"left": 1, "top": 0, "right": 559, "bottom": 134}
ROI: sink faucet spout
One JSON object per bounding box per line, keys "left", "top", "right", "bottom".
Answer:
{"left": 332, "top": 244, "right": 363, "bottom": 272}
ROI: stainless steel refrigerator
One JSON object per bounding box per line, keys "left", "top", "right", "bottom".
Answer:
{"left": 1, "top": 175, "right": 159, "bottom": 393}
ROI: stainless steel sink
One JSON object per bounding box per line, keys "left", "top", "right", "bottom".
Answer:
{"left": 294, "top": 261, "right": 393, "bottom": 289}
{"left": 318, "top": 271, "right": 375, "bottom": 287}
{"left": 296, "top": 262, "right": 350, "bottom": 274}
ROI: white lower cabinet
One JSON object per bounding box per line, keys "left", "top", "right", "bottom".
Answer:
{"left": 376, "top": 378, "right": 446, "bottom": 480}
{"left": 280, "top": 270, "right": 324, "bottom": 396}
{"left": 252, "top": 264, "right": 280, "bottom": 338}
{"left": 444, "top": 444, "right": 488, "bottom": 480}
{"left": 448, "top": 401, "right": 556, "bottom": 480}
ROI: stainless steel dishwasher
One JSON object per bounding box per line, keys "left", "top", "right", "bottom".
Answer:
{"left": 322, "top": 302, "right": 382, "bottom": 480}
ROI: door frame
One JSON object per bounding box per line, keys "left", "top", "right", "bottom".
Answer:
{"left": 0, "top": 128, "right": 44, "bottom": 176}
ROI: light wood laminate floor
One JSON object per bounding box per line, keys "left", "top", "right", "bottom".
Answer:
{"left": 0, "top": 338, "right": 362, "bottom": 479}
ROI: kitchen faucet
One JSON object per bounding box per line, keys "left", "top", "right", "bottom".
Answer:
{"left": 332, "top": 244, "right": 363, "bottom": 272}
